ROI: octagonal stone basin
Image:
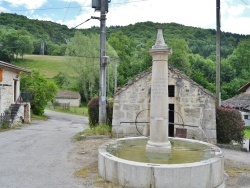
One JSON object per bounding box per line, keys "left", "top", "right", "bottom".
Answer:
{"left": 98, "top": 137, "right": 225, "bottom": 188}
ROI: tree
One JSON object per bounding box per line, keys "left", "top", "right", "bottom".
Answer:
{"left": 0, "top": 28, "right": 34, "bottom": 61}
{"left": 232, "top": 39, "right": 250, "bottom": 72}
{"left": 65, "top": 31, "right": 117, "bottom": 102}
{"left": 168, "top": 38, "right": 192, "bottom": 76}
{"left": 21, "top": 70, "right": 58, "bottom": 115}
{"left": 108, "top": 31, "right": 135, "bottom": 86}
{"left": 16, "top": 35, "right": 34, "bottom": 58}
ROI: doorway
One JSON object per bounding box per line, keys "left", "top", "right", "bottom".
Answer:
{"left": 169, "top": 104, "right": 174, "bottom": 137}
{"left": 13, "top": 80, "right": 17, "bottom": 102}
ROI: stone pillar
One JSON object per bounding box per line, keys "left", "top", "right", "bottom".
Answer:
{"left": 146, "top": 29, "right": 172, "bottom": 154}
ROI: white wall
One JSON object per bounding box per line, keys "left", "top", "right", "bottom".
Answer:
{"left": 0, "top": 69, "right": 20, "bottom": 113}
{"left": 241, "top": 111, "right": 250, "bottom": 127}
{"left": 56, "top": 98, "right": 80, "bottom": 107}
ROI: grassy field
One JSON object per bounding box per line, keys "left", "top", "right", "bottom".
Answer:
{"left": 245, "top": 127, "right": 250, "bottom": 138}
{"left": 14, "top": 55, "right": 72, "bottom": 78}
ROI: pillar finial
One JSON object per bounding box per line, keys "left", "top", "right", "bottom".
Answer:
{"left": 152, "top": 29, "right": 168, "bottom": 50}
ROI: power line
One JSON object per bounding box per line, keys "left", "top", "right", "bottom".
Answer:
{"left": 9, "top": 5, "right": 89, "bottom": 12}
{"left": 73, "top": 17, "right": 92, "bottom": 29}
{"left": 240, "top": 0, "right": 248, "bottom": 5}
{"left": 8, "top": 0, "right": 148, "bottom": 12}
{"left": 62, "top": 0, "right": 72, "bottom": 22}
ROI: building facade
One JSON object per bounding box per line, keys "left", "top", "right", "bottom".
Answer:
{"left": 112, "top": 66, "right": 217, "bottom": 143}
{"left": 0, "top": 61, "right": 31, "bottom": 124}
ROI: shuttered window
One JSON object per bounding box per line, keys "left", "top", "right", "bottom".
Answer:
{"left": 0, "top": 69, "right": 2, "bottom": 82}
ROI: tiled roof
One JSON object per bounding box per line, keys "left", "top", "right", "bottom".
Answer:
{"left": 0, "top": 61, "right": 30, "bottom": 73}
{"left": 221, "top": 93, "right": 250, "bottom": 110}
{"left": 238, "top": 81, "right": 250, "bottom": 93}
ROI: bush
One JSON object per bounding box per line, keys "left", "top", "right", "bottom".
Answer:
{"left": 216, "top": 106, "right": 245, "bottom": 144}
{"left": 88, "top": 97, "right": 99, "bottom": 127}
{"left": 88, "top": 97, "right": 113, "bottom": 128}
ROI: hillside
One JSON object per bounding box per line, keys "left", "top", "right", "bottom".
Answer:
{"left": 3, "top": 13, "right": 250, "bottom": 101}
{"left": 15, "top": 55, "right": 70, "bottom": 78}
{"left": 0, "top": 13, "right": 75, "bottom": 45}
{"left": 1, "top": 13, "right": 249, "bottom": 59}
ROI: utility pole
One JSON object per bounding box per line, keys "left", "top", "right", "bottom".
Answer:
{"left": 40, "top": 41, "right": 44, "bottom": 55}
{"left": 92, "top": 0, "right": 110, "bottom": 124}
{"left": 216, "top": 0, "right": 221, "bottom": 107}
{"left": 99, "top": 0, "right": 107, "bottom": 124}
{"left": 114, "top": 57, "right": 118, "bottom": 94}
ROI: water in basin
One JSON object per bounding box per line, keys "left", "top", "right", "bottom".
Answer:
{"left": 106, "top": 138, "right": 217, "bottom": 164}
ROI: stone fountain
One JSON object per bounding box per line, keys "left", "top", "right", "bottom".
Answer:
{"left": 98, "top": 29, "right": 225, "bottom": 188}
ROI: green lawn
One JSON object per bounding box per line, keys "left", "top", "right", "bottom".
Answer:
{"left": 46, "top": 105, "right": 88, "bottom": 116}
{"left": 244, "top": 127, "right": 250, "bottom": 138}
{"left": 13, "top": 55, "right": 72, "bottom": 78}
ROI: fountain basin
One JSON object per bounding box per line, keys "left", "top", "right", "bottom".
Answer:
{"left": 98, "top": 137, "right": 225, "bottom": 188}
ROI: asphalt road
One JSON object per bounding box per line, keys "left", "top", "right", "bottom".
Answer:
{"left": 0, "top": 110, "right": 88, "bottom": 188}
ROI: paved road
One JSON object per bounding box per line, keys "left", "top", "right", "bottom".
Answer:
{"left": 0, "top": 110, "right": 88, "bottom": 188}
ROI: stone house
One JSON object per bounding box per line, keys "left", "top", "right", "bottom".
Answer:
{"left": 112, "top": 66, "right": 217, "bottom": 143}
{"left": 55, "top": 89, "right": 81, "bottom": 107}
{"left": 0, "top": 61, "right": 31, "bottom": 124}
{"left": 221, "top": 81, "right": 250, "bottom": 127}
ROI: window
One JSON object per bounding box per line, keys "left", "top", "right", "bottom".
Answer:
{"left": 168, "top": 85, "right": 175, "bottom": 97}
{"left": 244, "top": 115, "right": 249, "bottom": 120}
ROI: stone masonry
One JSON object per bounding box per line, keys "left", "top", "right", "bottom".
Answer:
{"left": 112, "top": 66, "right": 217, "bottom": 144}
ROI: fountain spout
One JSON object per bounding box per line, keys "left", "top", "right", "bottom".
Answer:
{"left": 146, "top": 29, "right": 172, "bottom": 155}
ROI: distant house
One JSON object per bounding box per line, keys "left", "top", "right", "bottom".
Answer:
{"left": 55, "top": 89, "right": 81, "bottom": 107}
{"left": 0, "top": 61, "right": 31, "bottom": 124}
{"left": 112, "top": 66, "right": 217, "bottom": 143}
{"left": 221, "top": 81, "right": 250, "bottom": 127}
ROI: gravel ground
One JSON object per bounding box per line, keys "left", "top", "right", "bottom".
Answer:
{"left": 222, "top": 148, "right": 250, "bottom": 188}
{"left": 74, "top": 139, "right": 250, "bottom": 188}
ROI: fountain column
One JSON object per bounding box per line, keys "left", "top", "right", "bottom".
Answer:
{"left": 146, "top": 29, "right": 172, "bottom": 154}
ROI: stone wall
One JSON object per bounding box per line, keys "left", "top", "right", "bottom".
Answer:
{"left": 112, "top": 66, "right": 217, "bottom": 143}
{"left": 0, "top": 68, "right": 20, "bottom": 113}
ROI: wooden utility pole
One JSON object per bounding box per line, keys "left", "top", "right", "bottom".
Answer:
{"left": 216, "top": 0, "right": 221, "bottom": 107}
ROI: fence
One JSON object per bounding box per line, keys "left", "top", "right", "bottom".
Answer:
{"left": 48, "top": 102, "right": 70, "bottom": 110}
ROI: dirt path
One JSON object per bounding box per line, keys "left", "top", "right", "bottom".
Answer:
{"left": 73, "top": 139, "right": 250, "bottom": 188}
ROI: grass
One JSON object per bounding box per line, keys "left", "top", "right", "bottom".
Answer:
{"left": 244, "top": 127, "right": 250, "bottom": 138}
{"left": 31, "top": 113, "right": 48, "bottom": 121}
{"left": 74, "top": 125, "right": 111, "bottom": 141}
{"left": 84, "top": 124, "right": 111, "bottom": 136}
{"left": 46, "top": 105, "right": 88, "bottom": 116}
{"left": 13, "top": 55, "right": 73, "bottom": 78}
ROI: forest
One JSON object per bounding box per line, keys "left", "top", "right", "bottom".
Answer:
{"left": 0, "top": 12, "right": 250, "bottom": 102}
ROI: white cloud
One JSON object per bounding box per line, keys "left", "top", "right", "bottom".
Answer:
{"left": 222, "top": 16, "right": 250, "bottom": 34}
{"left": 67, "top": 0, "right": 216, "bottom": 30}
{"left": 221, "top": 1, "right": 250, "bottom": 34}
{"left": 32, "top": 15, "right": 54, "bottom": 22}
{"left": 61, "top": 0, "right": 91, "bottom": 6}
{"left": 17, "top": 0, "right": 249, "bottom": 35}
{"left": 4, "top": 0, "right": 47, "bottom": 9}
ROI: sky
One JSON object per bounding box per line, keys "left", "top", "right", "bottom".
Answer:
{"left": 0, "top": 0, "right": 250, "bottom": 35}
